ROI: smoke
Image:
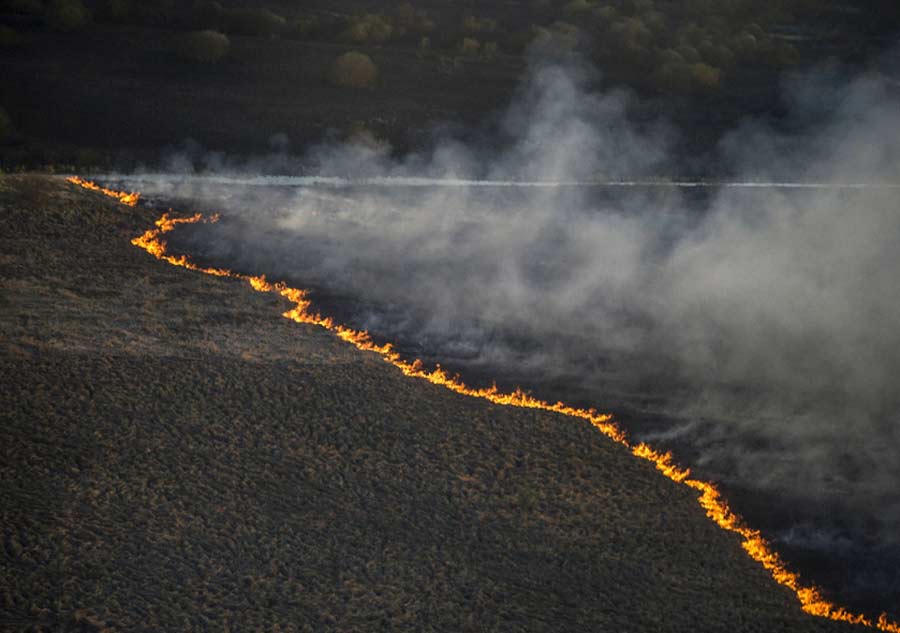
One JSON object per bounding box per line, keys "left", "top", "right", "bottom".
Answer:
{"left": 113, "top": 52, "right": 900, "bottom": 609}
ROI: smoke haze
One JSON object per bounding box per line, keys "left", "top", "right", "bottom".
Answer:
{"left": 110, "top": 54, "right": 900, "bottom": 613}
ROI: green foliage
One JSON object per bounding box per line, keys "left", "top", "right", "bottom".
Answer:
{"left": 329, "top": 51, "right": 378, "bottom": 90}
{"left": 0, "top": 107, "right": 12, "bottom": 144}
{"left": 175, "top": 29, "right": 229, "bottom": 63}
{"left": 45, "top": 0, "right": 90, "bottom": 32}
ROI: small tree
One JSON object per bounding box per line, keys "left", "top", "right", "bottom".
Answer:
{"left": 329, "top": 52, "right": 378, "bottom": 90}
{"left": 45, "top": 0, "right": 90, "bottom": 32}
{"left": 175, "top": 30, "right": 230, "bottom": 63}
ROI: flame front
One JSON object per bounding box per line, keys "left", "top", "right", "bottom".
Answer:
{"left": 70, "top": 177, "right": 900, "bottom": 633}
{"left": 66, "top": 176, "right": 141, "bottom": 206}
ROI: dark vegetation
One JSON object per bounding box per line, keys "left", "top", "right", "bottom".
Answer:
{"left": 0, "top": 174, "right": 866, "bottom": 631}
{"left": 0, "top": 0, "right": 897, "bottom": 170}
{"left": 174, "top": 29, "right": 230, "bottom": 63}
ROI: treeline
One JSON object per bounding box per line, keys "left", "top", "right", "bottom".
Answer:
{"left": 1, "top": 0, "right": 896, "bottom": 96}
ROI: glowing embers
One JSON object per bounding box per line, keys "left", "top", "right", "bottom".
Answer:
{"left": 67, "top": 175, "right": 900, "bottom": 633}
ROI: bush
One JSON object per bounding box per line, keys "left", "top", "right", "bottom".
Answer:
{"left": 220, "top": 7, "right": 285, "bottom": 37}
{"left": 45, "top": 0, "right": 90, "bottom": 32}
{"left": 329, "top": 51, "right": 378, "bottom": 90}
{"left": 0, "top": 107, "right": 12, "bottom": 144}
{"left": 175, "top": 30, "right": 230, "bottom": 63}
{"left": 343, "top": 13, "right": 393, "bottom": 45}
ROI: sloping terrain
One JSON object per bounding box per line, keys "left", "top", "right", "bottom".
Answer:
{"left": 0, "top": 174, "right": 858, "bottom": 632}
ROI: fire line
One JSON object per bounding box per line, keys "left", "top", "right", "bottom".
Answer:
{"left": 68, "top": 176, "right": 900, "bottom": 633}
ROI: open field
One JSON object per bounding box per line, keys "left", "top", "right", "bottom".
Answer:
{"left": 0, "top": 175, "right": 866, "bottom": 631}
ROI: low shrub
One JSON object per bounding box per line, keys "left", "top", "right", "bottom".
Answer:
{"left": 329, "top": 51, "right": 378, "bottom": 90}
{"left": 175, "top": 30, "right": 230, "bottom": 63}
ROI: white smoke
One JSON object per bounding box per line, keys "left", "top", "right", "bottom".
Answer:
{"left": 108, "top": 56, "right": 900, "bottom": 549}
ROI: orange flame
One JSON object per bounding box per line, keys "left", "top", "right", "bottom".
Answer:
{"left": 65, "top": 176, "right": 141, "bottom": 206}
{"left": 70, "top": 176, "right": 900, "bottom": 633}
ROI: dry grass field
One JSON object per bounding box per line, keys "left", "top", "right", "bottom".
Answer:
{"left": 0, "top": 174, "right": 859, "bottom": 632}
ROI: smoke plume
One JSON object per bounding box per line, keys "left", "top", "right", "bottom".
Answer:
{"left": 113, "top": 53, "right": 900, "bottom": 611}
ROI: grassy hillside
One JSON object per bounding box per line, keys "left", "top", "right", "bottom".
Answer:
{"left": 0, "top": 175, "right": 862, "bottom": 631}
